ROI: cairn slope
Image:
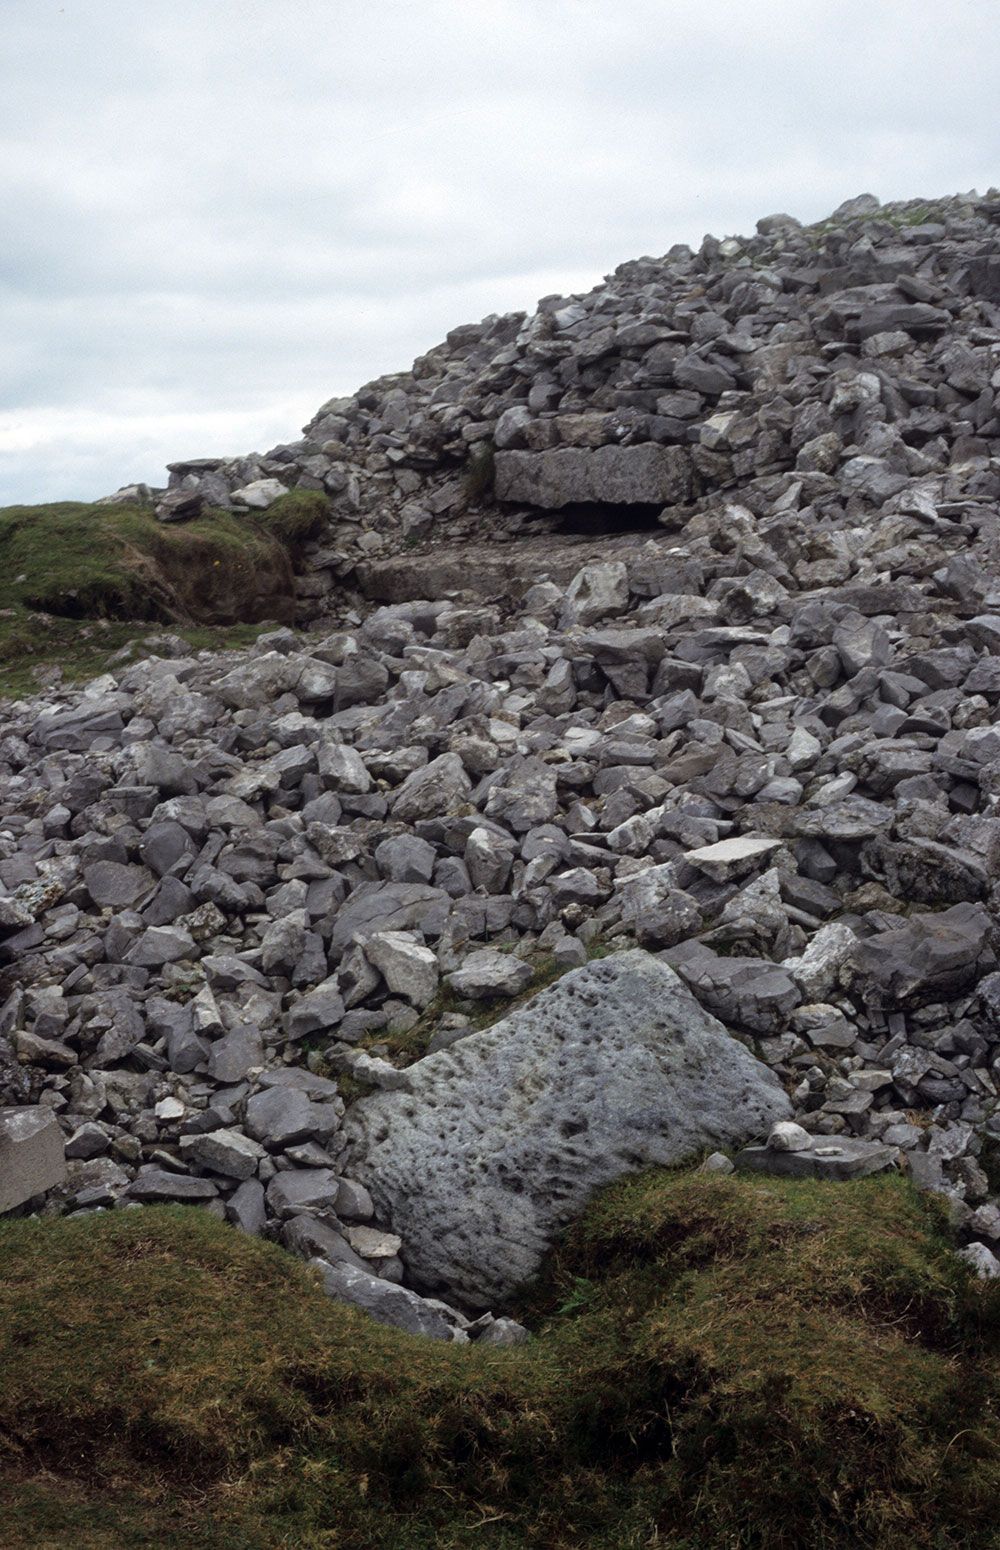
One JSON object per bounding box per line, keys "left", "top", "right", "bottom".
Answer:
{"left": 5, "top": 190, "right": 1000, "bottom": 1330}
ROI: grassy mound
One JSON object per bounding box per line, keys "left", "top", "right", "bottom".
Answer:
{"left": 2, "top": 1169, "right": 1000, "bottom": 1548}
{"left": 0, "top": 490, "right": 328, "bottom": 695}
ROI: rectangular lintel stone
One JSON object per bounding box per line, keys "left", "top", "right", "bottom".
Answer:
{"left": 494, "top": 444, "right": 691, "bottom": 508}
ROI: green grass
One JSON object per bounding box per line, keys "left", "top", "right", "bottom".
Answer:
{"left": 0, "top": 490, "right": 329, "bottom": 697}
{"left": 2, "top": 1170, "right": 1000, "bottom": 1548}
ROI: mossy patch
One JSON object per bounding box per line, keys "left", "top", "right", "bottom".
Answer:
{"left": 2, "top": 1171, "right": 1000, "bottom": 1548}
{"left": 0, "top": 490, "right": 329, "bottom": 697}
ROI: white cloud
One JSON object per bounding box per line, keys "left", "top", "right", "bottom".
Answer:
{"left": 2, "top": 0, "right": 999, "bottom": 503}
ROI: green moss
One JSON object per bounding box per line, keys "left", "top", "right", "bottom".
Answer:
{"left": 2, "top": 1171, "right": 1000, "bottom": 1547}
{"left": 255, "top": 488, "right": 329, "bottom": 549}
{"left": 0, "top": 491, "right": 330, "bottom": 698}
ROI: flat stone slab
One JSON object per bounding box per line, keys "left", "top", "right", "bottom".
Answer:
{"left": 341, "top": 949, "right": 790, "bottom": 1307}
{"left": 494, "top": 444, "right": 691, "bottom": 508}
{"left": 683, "top": 834, "right": 784, "bottom": 882}
{"left": 734, "top": 1135, "right": 897, "bottom": 1181}
{"left": 125, "top": 1167, "right": 220, "bottom": 1202}
{"left": 0, "top": 1106, "right": 68, "bottom": 1212}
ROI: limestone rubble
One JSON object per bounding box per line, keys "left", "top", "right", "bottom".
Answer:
{"left": 7, "top": 189, "right": 1000, "bottom": 1328}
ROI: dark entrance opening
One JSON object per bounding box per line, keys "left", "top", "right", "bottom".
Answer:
{"left": 549, "top": 503, "right": 665, "bottom": 536}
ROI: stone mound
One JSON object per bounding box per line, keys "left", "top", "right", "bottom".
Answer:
{"left": 8, "top": 189, "right": 1000, "bottom": 1329}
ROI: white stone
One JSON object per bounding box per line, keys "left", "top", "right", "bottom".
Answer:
{"left": 364, "top": 931, "right": 439, "bottom": 1009}
{"left": 154, "top": 1097, "right": 186, "bottom": 1122}
{"left": 560, "top": 561, "right": 629, "bottom": 628}
{"left": 767, "top": 1121, "right": 813, "bottom": 1152}
{"left": 231, "top": 477, "right": 288, "bottom": 508}
{"left": 447, "top": 948, "right": 534, "bottom": 1001}
{"left": 783, "top": 921, "right": 859, "bottom": 1001}
{"left": 957, "top": 1242, "right": 1000, "bottom": 1279}
{"left": 683, "top": 834, "right": 783, "bottom": 881}
{"left": 342, "top": 1224, "right": 403, "bottom": 1260}
{"left": 0, "top": 1107, "right": 67, "bottom": 1211}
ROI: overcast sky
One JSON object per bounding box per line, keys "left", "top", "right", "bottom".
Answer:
{"left": 2, "top": 0, "right": 999, "bottom": 506}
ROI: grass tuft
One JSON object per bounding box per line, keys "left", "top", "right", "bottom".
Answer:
{"left": 0, "top": 490, "right": 330, "bottom": 697}
{"left": 3, "top": 1171, "right": 1000, "bottom": 1547}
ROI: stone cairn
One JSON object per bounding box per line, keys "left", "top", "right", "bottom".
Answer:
{"left": 6, "top": 188, "right": 1000, "bottom": 1336}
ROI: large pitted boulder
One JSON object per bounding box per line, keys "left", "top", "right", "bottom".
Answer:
{"left": 339, "top": 950, "right": 791, "bottom": 1307}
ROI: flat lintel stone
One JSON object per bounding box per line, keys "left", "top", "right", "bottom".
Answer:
{"left": 494, "top": 444, "right": 691, "bottom": 509}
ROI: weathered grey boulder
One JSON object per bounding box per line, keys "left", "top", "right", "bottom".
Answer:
{"left": 842, "top": 903, "right": 996, "bottom": 1010}
{"left": 0, "top": 1106, "right": 67, "bottom": 1212}
{"left": 340, "top": 950, "right": 790, "bottom": 1306}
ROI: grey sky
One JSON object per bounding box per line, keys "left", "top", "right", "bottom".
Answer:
{"left": 2, "top": 0, "right": 998, "bottom": 504}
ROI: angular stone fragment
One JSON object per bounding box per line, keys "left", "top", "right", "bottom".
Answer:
{"left": 683, "top": 834, "right": 784, "bottom": 882}
{"left": 284, "top": 980, "right": 346, "bottom": 1039}
{"left": 483, "top": 758, "right": 558, "bottom": 833}
{"left": 227, "top": 1178, "right": 267, "bottom": 1235}
{"left": 448, "top": 948, "right": 534, "bottom": 1001}
{"left": 391, "top": 753, "right": 471, "bottom": 823}
{"left": 245, "top": 1086, "right": 316, "bottom": 1148}
{"left": 364, "top": 931, "right": 439, "bottom": 1008}
{"left": 179, "top": 1127, "right": 265, "bottom": 1180}
{"left": 328, "top": 882, "right": 452, "bottom": 957}
{"left": 126, "top": 1167, "right": 220, "bottom": 1202}
{"left": 341, "top": 950, "right": 789, "bottom": 1306}
{"left": 265, "top": 1168, "right": 342, "bottom": 1218}
{"left": 494, "top": 444, "right": 691, "bottom": 508}
{"left": 83, "top": 861, "right": 152, "bottom": 909}
{"left": 665, "top": 943, "right": 801, "bottom": 1034}
{"left": 0, "top": 1107, "right": 67, "bottom": 1211}
{"left": 842, "top": 903, "right": 995, "bottom": 1010}
{"left": 207, "top": 1028, "right": 264, "bottom": 1084}
{"left": 735, "top": 1136, "right": 896, "bottom": 1180}
{"left": 341, "top": 1223, "right": 402, "bottom": 1260}
{"left": 782, "top": 922, "right": 858, "bottom": 1001}
{"left": 309, "top": 1258, "right": 457, "bottom": 1340}
{"left": 560, "top": 562, "right": 629, "bottom": 627}
{"left": 128, "top": 925, "right": 197, "bottom": 967}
